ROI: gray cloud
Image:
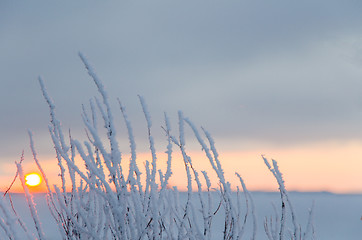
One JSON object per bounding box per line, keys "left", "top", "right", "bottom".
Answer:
{"left": 2, "top": 1, "right": 362, "bottom": 158}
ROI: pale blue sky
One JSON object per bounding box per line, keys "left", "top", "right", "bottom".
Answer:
{"left": 2, "top": 1, "right": 362, "bottom": 160}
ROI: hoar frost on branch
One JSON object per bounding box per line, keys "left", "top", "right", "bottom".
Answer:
{"left": 0, "top": 53, "right": 314, "bottom": 240}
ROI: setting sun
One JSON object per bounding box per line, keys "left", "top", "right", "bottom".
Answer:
{"left": 25, "top": 173, "right": 42, "bottom": 187}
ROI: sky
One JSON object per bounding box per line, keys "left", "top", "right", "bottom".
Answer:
{"left": 1, "top": 1, "right": 362, "bottom": 193}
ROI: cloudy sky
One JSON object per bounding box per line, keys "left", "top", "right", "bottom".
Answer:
{"left": 2, "top": 1, "right": 362, "bottom": 192}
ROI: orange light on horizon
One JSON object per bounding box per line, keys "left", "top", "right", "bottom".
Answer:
{"left": 1, "top": 140, "right": 362, "bottom": 194}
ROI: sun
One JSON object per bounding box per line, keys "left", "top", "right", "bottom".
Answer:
{"left": 25, "top": 173, "right": 42, "bottom": 187}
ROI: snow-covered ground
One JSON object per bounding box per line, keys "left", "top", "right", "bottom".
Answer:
{"left": 7, "top": 192, "right": 362, "bottom": 239}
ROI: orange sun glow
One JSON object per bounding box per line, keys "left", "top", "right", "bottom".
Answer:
{"left": 25, "top": 173, "right": 42, "bottom": 187}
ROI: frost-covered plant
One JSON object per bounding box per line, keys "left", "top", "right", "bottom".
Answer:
{"left": 263, "top": 156, "right": 315, "bottom": 240}
{"left": 0, "top": 54, "right": 314, "bottom": 240}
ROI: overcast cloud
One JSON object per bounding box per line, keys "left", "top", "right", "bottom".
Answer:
{"left": 2, "top": 1, "right": 362, "bottom": 159}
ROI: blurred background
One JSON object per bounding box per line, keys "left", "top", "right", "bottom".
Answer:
{"left": 1, "top": 1, "right": 362, "bottom": 192}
